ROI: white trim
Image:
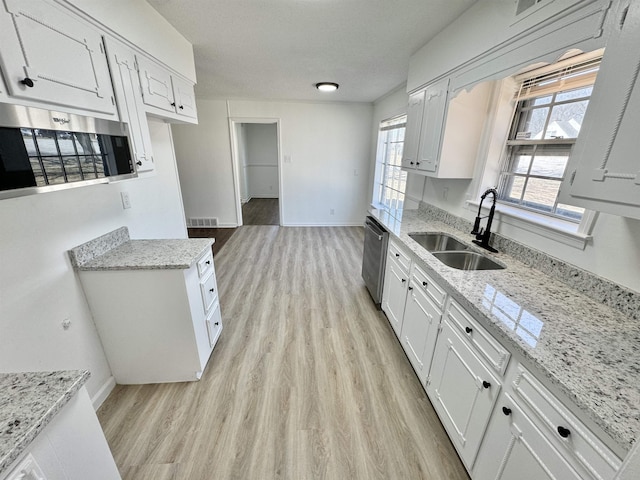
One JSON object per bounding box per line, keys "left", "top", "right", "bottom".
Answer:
{"left": 467, "top": 200, "right": 594, "bottom": 249}
{"left": 90, "top": 375, "right": 116, "bottom": 410}
{"left": 283, "top": 222, "right": 363, "bottom": 227}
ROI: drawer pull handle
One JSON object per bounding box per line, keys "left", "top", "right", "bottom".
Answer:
{"left": 465, "top": 326, "right": 472, "bottom": 334}
{"left": 209, "top": 288, "right": 215, "bottom": 293}
{"left": 502, "top": 406, "right": 512, "bottom": 416}
{"left": 482, "top": 380, "right": 491, "bottom": 389}
{"left": 557, "top": 426, "right": 571, "bottom": 438}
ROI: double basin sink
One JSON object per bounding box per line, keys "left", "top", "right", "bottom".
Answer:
{"left": 408, "top": 233, "right": 504, "bottom": 271}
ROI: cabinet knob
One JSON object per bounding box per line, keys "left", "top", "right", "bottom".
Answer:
{"left": 502, "top": 406, "right": 512, "bottom": 416}
{"left": 205, "top": 260, "right": 211, "bottom": 265}
{"left": 465, "top": 326, "right": 472, "bottom": 334}
{"left": 171, "top": 102, "right": 176, "bottom": 107}
{"left": 401, "top": 278, "right": 406, "bottom": 283}
{"left": 179, "top": 105, "right": 184, "bottom": 110}
{"left": 408, "top": 286, "right": 413, "bottom": 291}
{"left": 410, "top": 161, "right": 415, "bottom": 165}
{"left": 209, "top": 288, "right": 215, "bottom": 293}
{"left": 395, "top": 253, "right": 400, "bottom": 257}
{"left": 482, "top": 380, "right": 491, "bottom": 389}
{"left": 136, "top": 161, "right": 143, "bottom": 166}
{"left": 557, "top": 426, "right": 571, "bottom": 438}
{"left": 214, "top": 322, "right": 219, "bottom": 326}
{"left": 416, "top": 162, "right": 420, "bottom": 166}
{"left": 422, "top": 281, "right": 428, "bottom": 287}
{"left": 20, "top": 77, "right": 34, "bottom": 88}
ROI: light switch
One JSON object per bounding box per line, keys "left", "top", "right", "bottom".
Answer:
{"left": 121, "top": 191, "right": 132, "bottom": 209}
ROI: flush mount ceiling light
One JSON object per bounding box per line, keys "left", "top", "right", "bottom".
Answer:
{"left": 315, "top": 82, "right": 339, "bottom": 92}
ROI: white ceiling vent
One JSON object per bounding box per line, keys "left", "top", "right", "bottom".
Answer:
{"left": 188, "top": 217, "right": 218, "bottom": 228}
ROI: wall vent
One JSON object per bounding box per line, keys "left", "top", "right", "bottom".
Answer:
{"left": 188, "top": 217, "right": 218, "bottom": 228}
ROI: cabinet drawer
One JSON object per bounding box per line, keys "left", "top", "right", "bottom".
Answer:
{"left": 200, "top": 272, "right": 218, "bottom": 313}
{"left": 206, "top": 302, "right": 223, "bottom": 348}
{"left": 446, "top": 298, "right": 510, "bottom": 375}
{"left": 196, "top": 250, "right": 214, "bottom": 278}
{"left": 510, "top": 365, "right": 621, "bottom": 480}
{"left": 388, "top": 239, "right": 411, "bottom": 274}
{"left": 411, "top": 263, "right": 446, "bottom": 310}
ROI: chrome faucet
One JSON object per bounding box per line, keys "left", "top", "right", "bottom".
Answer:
{"left": 471, "top": 188, "right": 499, "bottom": 253}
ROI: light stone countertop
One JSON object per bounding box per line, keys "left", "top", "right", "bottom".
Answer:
{"left": 0, "top": 370, "right": 90, "bottom": 475}
{"left": 68, "top": 227, "right": 214, "bottom": 271}
{"left": 371, "top": 207, "right": 640, "bottom": 454}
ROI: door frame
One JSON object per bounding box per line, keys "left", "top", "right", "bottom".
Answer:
{"left": 228, "top": 117, "right": 283, "bottom": 226}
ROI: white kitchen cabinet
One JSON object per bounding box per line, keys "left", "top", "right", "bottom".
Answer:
{"left": 0, "top": 0, "right": 117, "bottom": 117}
{"left": 402, "top": 79, "right": 491, "bottom": 178}
{"left": 104, "top": 39, "right": 155, "bottom": 173}
{"left": 78, "top": 248, "right": 221, "bottom": 384}
{"left": 137, "top": 56, "right": 198, "bottom": 122}
{"left": 1, "top": 388, "right": 121, "bottom": 480}
{"left": 426, "top": 311, "right": 502, "bottom": 468}
{"left": 558, "top": 1, "right": 640, "bottom": 219}
{"left": 399, "top": 264, "right": 446, "bottom": 385}
{"left": 381, "top": 239, "right": 411, "bottom": 338}
{"left": 474, "top": 362, "right": 622, "bottom": 480}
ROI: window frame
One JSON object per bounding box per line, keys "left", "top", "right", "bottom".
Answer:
{"left": 372, "top": 115, "right": 408, "bottom": 215}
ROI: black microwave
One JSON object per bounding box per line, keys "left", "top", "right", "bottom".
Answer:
{"left": 0, "top": 104, "right": 136, "bottom": 199}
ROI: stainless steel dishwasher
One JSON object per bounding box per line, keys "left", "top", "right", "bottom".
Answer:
{"left": 362, "top": 216, "right": 389, "bottom": 307}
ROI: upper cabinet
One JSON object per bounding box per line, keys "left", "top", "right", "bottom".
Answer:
{"left": 137, "top": 56, "right": 198, "bottom": 123}
{"left": 0, "top": 0, "right": 117, "bottom": 118}
{"left": 558, "top": 1, "right": 640, "bottom": 219}
{"left": 104, "top": 39, "right": 155, "bottom": 173}
{"left": 402, "top": 79, "right": 491, "bottom": 178}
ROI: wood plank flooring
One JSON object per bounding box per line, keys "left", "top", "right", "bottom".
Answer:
{"left": 188, "top": 228, "right": 237, "bottom": 257}
{"left": 97, "top": 226, "right": 469, "bottom": 480}
{"left": 242, "top": 198, "right": 279, "bottom": 225}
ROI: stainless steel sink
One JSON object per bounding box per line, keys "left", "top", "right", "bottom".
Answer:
{"left": 408, "top": 233, "right": 469, "bottom": 252}
{"left": 432, "top": 251, "right": 505, "bottom": 271}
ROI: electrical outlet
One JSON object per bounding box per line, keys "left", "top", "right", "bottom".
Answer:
{"left": 62, "top": 318, "right": 71, "bottom": 330}
{"left": 121, "top": 191, "right": 131, "bottom": 209}
{"left": 330, "top": 208, "right": 335, "bottom": 215}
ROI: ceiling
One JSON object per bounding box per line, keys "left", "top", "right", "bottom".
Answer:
{"left": 147, "top": 0, "right": 477, "bottom": 103}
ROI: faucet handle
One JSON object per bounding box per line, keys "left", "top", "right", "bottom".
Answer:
{"left": 471, "top": 217, "right": 482, "bottom": 235}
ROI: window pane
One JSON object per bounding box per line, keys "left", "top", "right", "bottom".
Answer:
{"left": 63, "top": 156, "right": 83, "bottom": 182}
{"left": 556, "top": 86, "right": 593, "bottom": 102}
{"left": 29, "top": 158, "right": 46, "bottom": 186}
{"left": 57, "top": 133, "right": 77, "bottom": 155}
{"left": 21, "top": 129, "right": 37, "bottom": 155}
{"left": 34, "top": 130, "right": 59, "bottom": 156}
{"left": 532, "top": 95, "right": 552, "bottom": 106}
{"left": 522, "top": 178, "right": 560, "bottom": 211}
{"left": 503, "top": 176, "right": 525, "bottom": 202}
{"left": 41, "top": 157, "right": 65, "bottom": 184}
{"left": 515, "top": 107, "right": 548, "bottom": 139}
{"left": 510, "top": 149, "right": 532, "bottom": 174}
{"left": 544, "top": 100, "right": 589, "bottom": 139}
{"left": 529, "top": 153, "right": 568, "bottom": 178}
{"left": 556, "top": 203, "right": 584, "bottom": 221}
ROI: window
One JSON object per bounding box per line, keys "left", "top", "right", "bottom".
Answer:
{"left": 498, "top": 53, "right": 601, "bottom": 222}
{"left": 372, "top": 115, "right": 407, "bottom": 214}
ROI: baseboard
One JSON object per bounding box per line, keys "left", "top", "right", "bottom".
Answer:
{"left": 91, "top": 375, "right": 116, "bottom": 410}
{"left": 247, "top": 195, "right": 278, "bottom": 199}
{"left": 283, "top": 222, "right": 363, "bottom": 227}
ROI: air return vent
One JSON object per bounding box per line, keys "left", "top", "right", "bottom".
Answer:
{"left": 188, "top": 217, "right": 218, "bottom": 228}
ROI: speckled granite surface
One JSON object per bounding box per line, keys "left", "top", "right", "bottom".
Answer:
{"left": 69, "top": 228, "right": 214, "bottom": 270}
{"left": 372, "top": 204, "right": 640, "bottom": 453}
{"left": 0, "top": 370, "right": 89, "bottom": 475}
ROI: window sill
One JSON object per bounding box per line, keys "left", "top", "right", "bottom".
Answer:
{"left": 466, "top": 200, "right": 594, "bottom": 250}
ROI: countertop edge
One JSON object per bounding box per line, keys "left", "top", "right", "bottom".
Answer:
{"left": 0, "top": 370, "right": 90, "bottom": 476}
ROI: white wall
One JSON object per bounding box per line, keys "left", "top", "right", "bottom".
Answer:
{"left": 244, "top": 123, "right": 278, "bottom": 199}
{"left": 400, "top": 0, "right": 640, "bottom": 292}
{"left": 173, "top": 99, "right": 373, "bottom": 227}
{"left": 0, "top": 118, "right": 188, "bottom": 404}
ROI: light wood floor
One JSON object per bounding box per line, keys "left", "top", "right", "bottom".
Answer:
{"left": 97, "top": 226, "right": 469, "bottom": 480}
{"left": 242, "top": 198, "right": 280, "bottom": 225}
{"left": 188, "top": 227, "right": 237, "bottom": 257}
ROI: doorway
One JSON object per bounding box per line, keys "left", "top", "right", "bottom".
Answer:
{"left": 230, "top": 119, "right": 282, "bottom": 226}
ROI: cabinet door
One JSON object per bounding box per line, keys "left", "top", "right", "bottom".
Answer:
{"left": 137, "top": 56, "right": 176, "bottom": 113}
{"left": 558, "top": 1, "right": 640, "bottom": 219}
{"left": 401, "top": 91, "right": 425, "bottom": 169}
{"left": 426, "top": 319, "right": 500, "bottom": 468}
{"left": 417, "top": 78, "right": 449, "bottom": 173}
{"left": 381, "top": 256, "right": 409, "bottom": 338}
{"left": 473, "top": 394, "right": 586, "bottom": 480}
{"left": 400, "top": 282, "right": 442, "bottom": 385}
{"left": 0, "top": 0, "right": 117, "bottom": 116}
{"left": 105, "top": 40, "right": 154, "bottom": 173}
{"left": 172, "top": 75, "right": 198, "bottom": 119}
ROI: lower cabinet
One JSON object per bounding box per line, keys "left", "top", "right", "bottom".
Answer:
{"left": 381, "top": 240, "right": 411, "bottom": 337}
{"left": 79, "top": 249, "right": 222, "bottom": 384}
{"left": 426, "top": 317, "right": 501, "bottom": 468}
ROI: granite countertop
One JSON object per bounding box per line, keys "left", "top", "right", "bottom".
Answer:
{"left": 0, "top": 370, "right": 90, "bottom": 475}
{"left": 371, "top": 207, "right": 639, "bottom": 454}
{"left": 68, "top": 227, "right": 214, "bottom": 271}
